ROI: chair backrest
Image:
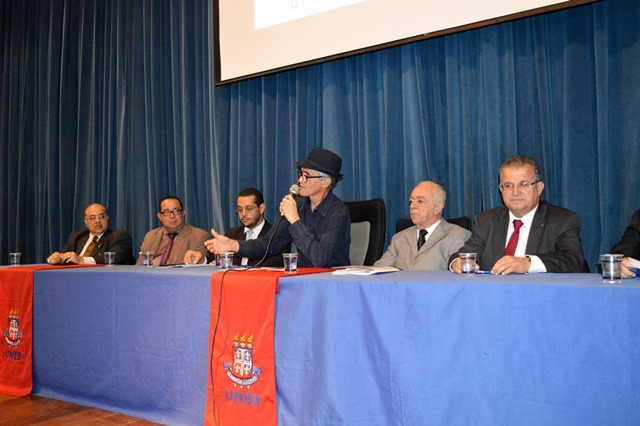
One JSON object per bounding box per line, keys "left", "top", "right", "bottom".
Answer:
{"left": 345, "top": 198, "right": 386, "bottom": 266}
{"left": 395, "top": 216, "right": 472, "bottom": 233}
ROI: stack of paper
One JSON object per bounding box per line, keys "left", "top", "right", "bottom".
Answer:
{"left": 332, "top": 266, "right": 399, "bottom": 275}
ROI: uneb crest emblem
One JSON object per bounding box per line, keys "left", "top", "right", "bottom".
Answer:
{"left": 3, "top": 309, "right": 22, "bottom": 347}
{"left": 223, "top": 333, "right": 261, "bottom": 387}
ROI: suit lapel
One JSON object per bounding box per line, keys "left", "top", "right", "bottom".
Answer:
{"left": 91, "top": 229, "right": 112, "bottom": 256}
{"left": 75, "top": 233, "right": 89, "bottom": 254}
{"left": 418, "top": 222, "right": 446, "bottom": 254}
{"left": 170, "top": 231, "right": 188, "bottom": 263}
{"left": 258, "top": 221, "right": 272, "bottom": 238}
{"left": 494, "top": 210, "right": 510, "bottom": 258}
{"left": 526, "top": 202, "right": 547, "bottom": 253}
{"left": 402, "top": 227, "right": 419, "bottom": 257}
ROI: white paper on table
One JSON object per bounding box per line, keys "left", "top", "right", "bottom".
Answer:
{"left": 627, "top": 257, "right": 640, "bottom": 274}
{"left": 332, "top": 266, "right": 399, "bottom": 275}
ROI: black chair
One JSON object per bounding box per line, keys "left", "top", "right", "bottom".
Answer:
{"left": 345, "top": 198, "right": 386, "bottom": 265}
{"left": 395, "top": 216, "right": 472, "bottom": 233}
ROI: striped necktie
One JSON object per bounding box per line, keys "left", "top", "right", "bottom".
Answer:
{"left": 81, "top": 236, "right": 98, "bottom": 257}
{"left": 417, "top": 229, "right": 428, "bottom": 250}
{"left": 160, "top": 232, "right": 178, "bottom": 265}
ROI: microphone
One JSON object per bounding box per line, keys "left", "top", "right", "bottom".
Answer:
{"left": 255, "top": 184, "right": 299, "bottom": 266}
{"left": 278, "top": 185, "right": 300, "bottom": 217}
{"left": 281, "top": 184, "right": 300, "bottom": 215}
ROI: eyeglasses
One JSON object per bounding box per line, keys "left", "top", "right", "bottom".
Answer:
{"left": 236, "top": 205, "right": 258, "bottom": 214}
{"left": 297, "top": 170, "right": 326, "bottom": 182}
{"left": 159, "top": 208, "right": 183, "bottom": 216}
{"left": 499, "top": 180, "right": 540, "bottom": 192}
{"left": 85, "top": 213, "right": 107, "bottom": 221}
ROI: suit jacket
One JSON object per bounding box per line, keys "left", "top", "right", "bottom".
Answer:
{"left": 448, "top": 200, "right": 585, "bottom": 273}
{"left": 375, "top": 219, "right": 471, "bottom": 270}
{"left": 59, "top": 228, "right": 135, "bottom": 265}
{"left": 225, "top": 220, "right": 290, "bottom": 267}
{"left": 136, "top": 223, "right": 210, "bottom": 265}
{"left": 611, "top": 209, "right": 640, "bottom": 258}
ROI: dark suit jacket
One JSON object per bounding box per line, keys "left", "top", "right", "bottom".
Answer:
{"left": 60, "top": 228, "right": 136, "bottom": 265}
{"left": 611, "top": 209, "right": 640, "bottom": 259}
{"left": 225, "top": 220, "right": 290, "bottom": 267}
{"left": 449, "top": 200, "right": 585, "bottom": 273}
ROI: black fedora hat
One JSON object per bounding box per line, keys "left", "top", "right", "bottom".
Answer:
{"left": 296, "top": 147, "right": 343, "bottom": 182}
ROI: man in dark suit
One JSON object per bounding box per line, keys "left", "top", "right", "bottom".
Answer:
{"left": 449, "top": 155, "right": 585, "bottom": 274}
{"left": 47, "top": 203, "right": 135, "bottom": 265}
{"left": 223, "top": 188, "right": 289, "bottom": 266}
{"left": 611, "top": 209, "right": 640, "bottom": 278}
{"left": 184, "top": 188, "right": 289, "bottom": 266}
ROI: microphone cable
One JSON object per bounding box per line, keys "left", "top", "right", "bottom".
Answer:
{"left": 253, "top": 184, "right": 299, "bottom": 267}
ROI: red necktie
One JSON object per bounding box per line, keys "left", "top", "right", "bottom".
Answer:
{"left": 504, "top": 219, "right": 523, "bottom": 256}
{"left": 417, "top": 229, "right": 428, "bottom": 250}
{"left": 160, "top": 232, "right": 178, "bottom": 265}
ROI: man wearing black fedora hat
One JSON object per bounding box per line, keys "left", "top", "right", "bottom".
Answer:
{"left": 204, "top": 147, "right": 351, "bottom": 268}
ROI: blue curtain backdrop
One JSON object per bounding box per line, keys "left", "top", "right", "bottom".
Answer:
{"left": 1, "top": 0, "right": 638, "bottom": 269}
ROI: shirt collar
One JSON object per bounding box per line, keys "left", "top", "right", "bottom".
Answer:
{"left": 301, "top": 192, "right": 336, "bottom": 217}
{"left": 245, "top": 218, "right": 266, "bottom": 236}
{"left": 163, "top": 224, "right": 186, "bottom": 236}
{"left": 509, "top": 204, "right": 539, "bottom": 229}
{"left": 416, "top": 219, "right": 441, "bottom": 237}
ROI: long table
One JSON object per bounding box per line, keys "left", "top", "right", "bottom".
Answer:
{"left": 274, "top": 271, "right": 640, "bottom": 425}
{"left": 32, "top": 265, "right": 214, "bottom": 425}
{"left": 30, "top": 267, "right": 640, "bottom": 425}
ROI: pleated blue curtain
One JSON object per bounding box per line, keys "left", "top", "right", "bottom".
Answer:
{"left": 1, "top": 0, "right": 639, "bottom": 270}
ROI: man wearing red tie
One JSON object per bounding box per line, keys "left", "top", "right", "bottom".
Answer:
{"left": 47, "top": 203, "right": 135, "bottom": 265}
{"left": 449, "top": 155, "right": 585, "bottom": 274}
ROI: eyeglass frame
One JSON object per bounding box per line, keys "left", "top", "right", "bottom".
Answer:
{"left": 236, "top": 205, "right": 259, "bottom": 214}
{"left": 297, "top": 169, "right": 327, "bottom": 182}
{"left": 84, "top": 213, "right": 107, "bottom": 222}
{"left": 498, "top": 179, "right": 541, "bottom": 192}
{"left": 159, "top": 208, "right": 184, "bottom": 217}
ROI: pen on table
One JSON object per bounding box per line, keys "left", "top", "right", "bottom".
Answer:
{"left": 476, "top": 270, "right": 492, "bottom": 274}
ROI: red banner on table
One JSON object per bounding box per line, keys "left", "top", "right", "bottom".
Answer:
{"left": 0, "top": 264, "right": 100, "bottom": 396}
{"left": 204, "top": 268, "right": 328, "bottom": 426}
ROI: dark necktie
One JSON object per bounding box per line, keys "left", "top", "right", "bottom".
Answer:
{"left": 241, "top": 229, "right": 254, "bottom": 265}
{"left": 160, "top": 232, "right": 178, "bottom": 265}
{"left": 417, "top": 229, "right": 428, "bottom": 250}
{"left": 81, "top": 236, "right": 98, "bottom": 257}
{"left": 504, "top": 219, "right": 524, "bottom": 256}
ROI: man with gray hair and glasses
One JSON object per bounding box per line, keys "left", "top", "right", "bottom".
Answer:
{"left": 202, "top": 147, "right": 351, "bottom": 268}
{"left": 449, "top": 155, "right": 585, "bottom": 274}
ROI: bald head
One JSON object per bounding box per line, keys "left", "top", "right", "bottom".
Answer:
{"left": 83, "top": 203, "right": 110, "bottom": 235}
{"left": 408, "top": 181, "right": 446, "bottom": 229}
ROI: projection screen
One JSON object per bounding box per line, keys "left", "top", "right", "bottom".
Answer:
{"left": 215, "top": 0, "right": 597, "bottom": 84}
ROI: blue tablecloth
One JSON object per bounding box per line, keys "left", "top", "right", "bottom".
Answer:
{"left": 274, "top": 271, "right": 640, "bottom": 425}
{"left": 32, "top": 265, "right": 215, "bottom": 425}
